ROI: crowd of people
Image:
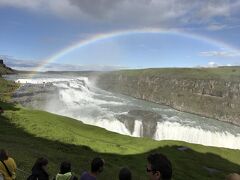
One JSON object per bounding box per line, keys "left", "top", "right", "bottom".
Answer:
{"left": 0, "top": 149, "right": 239, "bottom": 180}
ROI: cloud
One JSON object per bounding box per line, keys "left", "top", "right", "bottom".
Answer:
{"left": 199, "top": 51, "right": 240, "bottom": 57}
{"left": 2, "top": 57, "right": 125, "bottom": 71}
{"left": 207, "top": 61, "right": 219, "bottom": 67}
{"left": 0, "top": 0, "right": 82, "bottom": 19}
{"left": 0, "top": 0, "right": 239, "bottom": 29}
{"left": 207, "top": 24, "right": 226, "bottom": 31}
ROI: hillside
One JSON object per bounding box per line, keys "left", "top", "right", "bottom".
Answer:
{"left": 96, "top": 68, "right": 240, "bottom": 126}
{"left": 0, "top": 59, "right": 16, "bottom": 75}
{"left": 0, "top": 77, "right": 240, "bottom": 180}
{"left": 1, "top": 101, "right": 240, "bottom": 180}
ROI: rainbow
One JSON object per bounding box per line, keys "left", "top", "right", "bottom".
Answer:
{"left": 33, "top": 28, "right": 239, "bottom": 73}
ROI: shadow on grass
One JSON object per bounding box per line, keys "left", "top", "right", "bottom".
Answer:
{"left": 0, "top": 115, "right": 240, "bottom": 180}
{"left": 0, "top": 101, "right": 20, "bottom": 111}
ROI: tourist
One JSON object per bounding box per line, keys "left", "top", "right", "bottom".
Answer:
{"left": 54, "top": 161, "right": 77, "bottom": 180}
{"left": 225, "top": 173, "right": 240, "bottom": 180}
{"left": 0, "top": 149, "right": 17, "bottom": 180}
{"left": 80, "top": 157, "right": 105, "bottom": 180}
{"left": 119, "top": 167, "right": 132, "bottom": 180}
{"left": 27, "top": 157, "right": 49, "bottom": 180}
{"left": 0, "top": 107, "right": 4, "bottom": 115}
{"left": 146, "top": 153, "right": 172, "bottom": 180}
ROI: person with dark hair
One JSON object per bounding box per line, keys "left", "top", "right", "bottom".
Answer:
{"left": 119, "top": 167, "right": 132, "bottom": 180}
{"left": 27, "top": 157, "right": 49, "bottom": 180}
{"left": 55, "top": 161, "right": 77, "bottom": 180}
{"left": 0, "top": 107, "right": 4, "bottom": 115}
{"left": 0, "top": 149, "right": 17, "bottom": 180}
{"left": 80, "top": 157, "right": 105, "bottom": 180}
{"left": 147, "top": 153, "right": 172, "bottom": 180}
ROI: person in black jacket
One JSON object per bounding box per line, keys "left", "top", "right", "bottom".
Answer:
{"left": 147, "top": 153, "right": 172, "bottom": 180}
{"left": 27, "top": 157, "right": 49, "bottom": 180}
{"left": 119, "top": 167, "right": 132, "bottom": 180}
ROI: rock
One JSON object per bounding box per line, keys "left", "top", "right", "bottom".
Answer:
{"left": 97, "top": 69, "right": 240, "bottom": 126}
{"left": 177, "top": 146, "right": 190, "bottom": 151}
{"left": 203, "top": 166, "right": 221, "bottom": 174}
{"left": 115, "top": 109, "right": 162, "bottom": 137}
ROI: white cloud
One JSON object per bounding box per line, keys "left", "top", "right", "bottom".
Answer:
{"left": 3, "top": 58, "right": 125, "bottom": 71}
{"left": 207, "top": 24, "right": 226, "bottom": 31}
{"left": 208, "top": 61, "right": 219, "bottom": 67}
{"left": 200, "top": 51, "right": 240, "bottom": 57}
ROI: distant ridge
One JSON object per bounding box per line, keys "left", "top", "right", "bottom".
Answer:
{"left": 219, "top": 66, "right": 240, "bottom": 68}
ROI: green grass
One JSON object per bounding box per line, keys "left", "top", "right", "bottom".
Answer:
{"left": 0, "top": 77, "right": 19, "bottom": 101}
{"left": 113, "top": 67, "right": 240, "bottom": 81}
{"left": 0, "top": 101, "right": 240, "bottom": 180}
{"left": 0, "top": 77, "right": 240, "bottom": 180}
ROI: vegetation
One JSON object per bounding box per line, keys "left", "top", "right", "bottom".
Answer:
{"left": 0, "top": 64, "right": 240, "bottom": 179}
{"left": 0, "top": 78, "right": 19, "bottom": 101}
{"left": 0, "top": 61, "right": 15, "bottom": 75}
{"left": 114, "top": 67, "right": 240, "bottom": 81}
{"left": 0, "top": 101, "right": 240, "bottom": 180}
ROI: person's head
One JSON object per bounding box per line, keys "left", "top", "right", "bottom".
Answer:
{"left": 147, "top": 153, "right": 172, "bottom": 180}
{"left": 225, "top": 173, "right": 240, "bottom": 180}
{"left": 60, "top": 161, "right": 71, "bottom": 174}
{"left": 91, "top": 157, "right": 105, "bottom": 174}
{"left": 33, "top": 157, "right": 48, "bottom": 171}
{"left": 0, "top": 149, "right": 8, "bottom": 161}
{"left": 119, "top": 167, "right": 132, "bottom": 180}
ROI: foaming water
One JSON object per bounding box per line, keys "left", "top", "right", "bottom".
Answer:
{"left": 154, "top": 121, "right": 240, "bottom": 149}
{"left": 8, "top": 74, "right": 240, "bottom": 149}
{"left": 132, "top": 120, "right": 143, "bottom": 137}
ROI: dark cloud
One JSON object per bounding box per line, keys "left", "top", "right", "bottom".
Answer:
{"left": 68, "top": 0, "right": 240, "bottom": 29}
{"left": 1, "top": 0, "right": 239, "bottom": 30}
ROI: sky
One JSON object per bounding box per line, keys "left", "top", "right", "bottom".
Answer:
{"left": 0, "top": 0, "right": 240, "bottom": 71}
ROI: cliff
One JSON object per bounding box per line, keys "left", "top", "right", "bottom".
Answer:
{"left": 0, "top": 59, "right": 16, "bottom": 75}
{"left": 96, "top": 68, "right": 240, "bottom": 126}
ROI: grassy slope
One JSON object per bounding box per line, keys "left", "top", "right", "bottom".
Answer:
{"left": 0, "top": 78, "right": 19, "bottom": 101}
{"left": 0, "top": 63, "right": 18, "bottom": 101}
{"left": 1, "top": 105, "right": 240, "bottom": 180}
{"left": 0, "top": 77, "right": 240, "bottom": 180}
{"left": 0, "top": 63, "right": 15, "bottom": 75}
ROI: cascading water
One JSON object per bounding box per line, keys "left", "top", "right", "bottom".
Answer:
{"left": 132, "top": 120, "right": 143, "bottom": 137}
{"left": 8, "top": 74, "right": 240, "bottom": 149}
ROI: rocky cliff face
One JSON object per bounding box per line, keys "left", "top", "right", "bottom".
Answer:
{"left": 96, "top": 69, "right": 240, "bottom": 126}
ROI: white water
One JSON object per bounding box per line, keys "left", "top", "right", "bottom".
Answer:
{"left": 12, "top": 75, "right": 240, "bottom": 149}
{"left": 154, "top": 121, "right": 240, "bottom": 149}
{"left": 132, "top": 120, "right": 143, "bottom": 137}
